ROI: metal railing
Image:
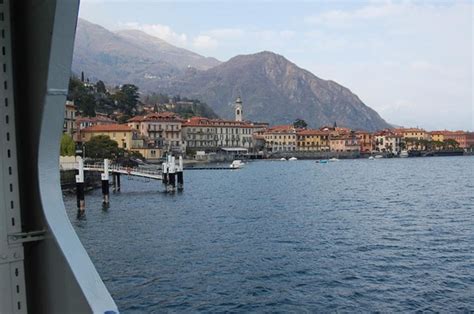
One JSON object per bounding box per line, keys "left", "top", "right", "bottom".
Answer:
{"left": 60, "top": 162, "right": 162, "bottom": 178}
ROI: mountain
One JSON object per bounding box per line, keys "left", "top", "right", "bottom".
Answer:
{"left": 73, "top": 19, "right": 390, "bottom": 131}
{"left": 158, "top": 51, "right": 390, "bottom": 130}
{"left": 72, "top": 18, "right": 220, "bottom": 86}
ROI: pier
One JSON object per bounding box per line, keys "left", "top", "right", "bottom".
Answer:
{"left": 62, "top": 156, "right": 185, "bottom": 213}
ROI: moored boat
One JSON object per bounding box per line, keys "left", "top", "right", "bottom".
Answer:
{"left": 400, "top": 150, "right": 408, "bottom": 158}
{"left": 230, "top": 160, "right": 244, "bottom": 169}
{"left": 289, "top": 157, "right": 298, "bottom": 161}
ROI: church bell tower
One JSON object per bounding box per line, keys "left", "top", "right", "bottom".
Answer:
{"left": 235, "top": 96, "right": 243, "bottom": 122}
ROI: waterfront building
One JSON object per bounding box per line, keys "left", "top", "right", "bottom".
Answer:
{"left": 393, "top": 127, "right": 430, "bottom": 150}
{"left": 430, "top": 131, "right": 445, "bottom": 143}
{"left": 81, "top": 124, "right": 138, "bottom": 150}
{"left": 182, "top": 117, "right": 259, "bottom": 153}
{"left": 329, "top": 133, "right": 360, "bottom": 152}
{"left": 393, "top": 127, "right": 430, "bottom": 140}
{"left": 74, "top": 114, "right": 116, "bottom": 142}
{"left": 355, "top": 131, "right": 373, "bottom": 153}
{"left": 129, "top": 143, "right": 163, "bottom": 161}
{"left": 63, "top": 100, "right": 76, "bottom": 136}
{"left": 374, "top": 131, "right": 402, "bottom": 154}
{"left": 296, "top": 129, "right": 330, "bottom": 151}
{"left": 76, "top": 114, "right": 116, "bottom": 130}
{"left": 435, "top": 130, "right": 474, "bottom": 149}
{"left": 263, "top": 125, "right": 298, "bottom": 152}
{"left": 128, "top": 112, "right": 185, "bottom": 154}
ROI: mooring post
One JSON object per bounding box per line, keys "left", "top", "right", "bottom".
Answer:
{"left": 75, "top": 157, "right": 85, "bottom": 214}
{"left": 112, "top": 173, "right": 116, "bottom": 192}
{"left": 167, "top": 155, "right": 176, "bottom": 193}
{"left": 116, "top": 172, "right": 121, "bottom": 192}
{"left": 177, "top": 155, "right": 184, "bottom": 191}
{"left": 162, "top": 161, "right": 168, "bottom": 185}
{"left": 101, "top": 159, "right": 110, "bottom": 205}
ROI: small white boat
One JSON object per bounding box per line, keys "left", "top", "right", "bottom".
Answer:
{"left": 288, "top": 157, "right": 298, "bottom": 161}
{"left": 280, "top": 157, "right": 287, "bottom": 161}
{"left": 230, "top": 160, "right": 244, "bottom": 169}
{"left": 368, "top": 156, "right": 374, "bottom": 160}
{"left": 374, "top": 155, "right": 383, "bottom": 159}
{"left": 329, "top": 158, "right": 339, "bottom": 162}
{"left": 400, "top": 150, "right": 408, "bottom": 158}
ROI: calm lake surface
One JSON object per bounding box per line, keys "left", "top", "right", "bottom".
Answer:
{"left": 63, "top": 156, "right": 474, "bottom": 312}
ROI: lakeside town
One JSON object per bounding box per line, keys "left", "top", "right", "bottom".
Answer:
{"left": 61, "top": 78, "right": 474, "bottom": 164}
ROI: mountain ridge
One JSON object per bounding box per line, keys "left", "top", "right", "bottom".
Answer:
{"left": 73, "top": 19, "right": 391, "bottom": 131}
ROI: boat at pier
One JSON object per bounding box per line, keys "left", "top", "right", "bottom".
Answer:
{"left": 230, "top": 160, "right": 245, "bottom": 169}
{"left": 289, "top": 157, "right": 298, "bottom": 161}
{"left": 400, "top": 150, "right": 408, "bottom": 158}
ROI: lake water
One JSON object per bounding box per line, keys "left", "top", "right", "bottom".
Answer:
{"left": 63, "top": 156, "right": 474, "bottom": 312}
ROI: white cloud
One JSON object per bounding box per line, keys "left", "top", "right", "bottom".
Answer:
{"left": 206, "top": 28, "right": 244, "bottom": 40}
{"left": 193, "top": 35, "right": 218, "bottom": 50}
{"left": 122, "top": 22, "right": 188, "bottom": 46}
{"left": 304, "top": 2, "right": 406, "bottom": 27}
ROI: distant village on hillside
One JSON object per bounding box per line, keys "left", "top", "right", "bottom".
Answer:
{"left": 62, "top": 77, "right": 474, "bottom": 162}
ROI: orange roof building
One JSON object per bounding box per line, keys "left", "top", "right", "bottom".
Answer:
{"left": 296, "top": 129, "right": 330, "bottom": 151}
{"left": 81, "top": 124, "right": 137, "bottom": 149}
{"left": 181, "top": 117, "right": 262, "bottom": 152}
{"left": 128, "top": 112, "right": 185, "bottom": 153}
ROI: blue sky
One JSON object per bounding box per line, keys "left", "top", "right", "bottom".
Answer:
{"left": 79, "top": 0, "right": 473, "bottom": 131}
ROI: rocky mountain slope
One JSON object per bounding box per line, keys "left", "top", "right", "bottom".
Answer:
{"left": 158, "top": 51, "right": 390, "bottom": 130}
{"left": 72, "top": 18, "right": 220, "bottom": 86}
{"left": 73, "top": 19, "right": 390, "bottom": 130}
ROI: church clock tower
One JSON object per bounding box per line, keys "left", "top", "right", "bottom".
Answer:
{"left": 235, "top": 96, "right": 243, "bottom": 122}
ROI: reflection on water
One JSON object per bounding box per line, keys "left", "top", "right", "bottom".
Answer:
{"left": 63, "top": 157, "right": 474, "bottom": 312}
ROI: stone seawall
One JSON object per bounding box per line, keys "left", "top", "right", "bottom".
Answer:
{"left": 268, "top": 151, "right": 361, "bottom": 159}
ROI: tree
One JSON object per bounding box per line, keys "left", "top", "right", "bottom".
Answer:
{"left": 113, "top": 84, "right": 139, "bottom": 115}
{"left": 84, "top": 135, "right": 123, "bottom": 159}
{"left": 96, "top": 80, "right": 107, "bottom": 94}
{"left": 60, "top": 133, "right": 75, "bottom": 156}
{"left": 444, "top": 139, "right": 459, "bottom": 150}
{"left": 68, "top": 76, "right": 96, "bottom": 116}
{"left": 293, "top": 119, "right": 308, "bottom": 129}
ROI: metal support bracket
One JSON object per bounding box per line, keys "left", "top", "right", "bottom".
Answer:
{"left": 8, "top": 230, "right": 46, "bottom": 244}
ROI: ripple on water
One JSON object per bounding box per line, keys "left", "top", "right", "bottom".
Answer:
{"left": 63, "top": 157, "right": 474, "bottom": 312}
